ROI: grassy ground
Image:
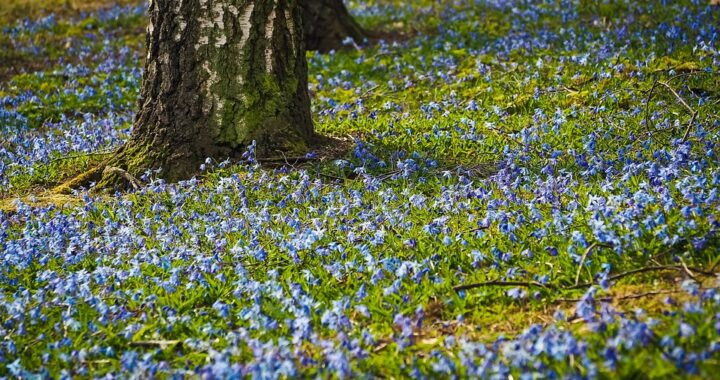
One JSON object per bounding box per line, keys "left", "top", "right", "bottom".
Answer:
{"left": 1, "top": 0, "right": 719, "bottom": 378}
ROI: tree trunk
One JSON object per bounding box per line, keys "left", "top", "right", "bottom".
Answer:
{"left": 303, "top": 0, "right": 366, "bottom": 52}
{"left": 102, "top": 0, "right": 314, "bottom": 185}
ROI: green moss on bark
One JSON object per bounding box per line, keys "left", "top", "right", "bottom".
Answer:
{"left": 81, "top": 0, "right": 315, "bottom": 190}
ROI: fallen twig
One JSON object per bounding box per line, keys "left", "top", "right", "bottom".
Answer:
{"left": 644, "top": 78, "right": 658, "bottom": 130}
{"left": 458, "top": 226, "right": 490, "bottom": 235}
{"left": 566, "top": 265, "right": 715, "bottom": 290}
{"left": 678, "top": 257, "right": 698, "bottom": 282}
{"left": 258, "top": 156, "right": 318, "bottom": 165}
{"left": 360, "top": 84, "right": 381, "bottom": 99}
{"left": 657, "top": 81, "right": 698, "bottom": 142}
{"left": 681, "top": 113, "right": 697, "bottom": 142}
{"left": 454, "top": 265, "right": 717, "bottom": 293}
{"left": 574, "top": 242, "right": 611, "bottom": 286}
{"left": 129, "top": 340, "right": 181, "bottom": 349}
{"left": 453, "top": 280, "right": 550, "bottom": 292}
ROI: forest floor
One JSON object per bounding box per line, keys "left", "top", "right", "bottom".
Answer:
{"left": 1, "top": 0, "right": 719, "bottom": 378}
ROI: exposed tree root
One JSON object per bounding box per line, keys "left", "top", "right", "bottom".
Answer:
{"left": 53, "top": 162, "right": 107, "bottom": 194}
{"left": 52, "top": 134, "right": 351, "bottom": 194}
{"left": 103, "top": 166, "right": 143, "bottom": 190}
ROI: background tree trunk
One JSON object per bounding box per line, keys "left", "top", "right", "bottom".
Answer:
{"left": 102, "top": 0, "right": 313, "bottom": 185}
{"left": 303, "top": 0, "right": 366, "bottom": 52}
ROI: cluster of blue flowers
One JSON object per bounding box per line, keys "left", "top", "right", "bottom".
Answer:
{"left": 1, "top": 0, "right": 719, "bottom": 378}
{"left": 0, "top": 5, "right": 144, "bottom": 189}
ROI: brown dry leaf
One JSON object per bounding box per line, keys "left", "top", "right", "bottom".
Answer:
{"left": 419, "top": 337, "right": 439, "bottom": 345}
{"left": 373, "top": 341, "right": 389, "bottom": 353}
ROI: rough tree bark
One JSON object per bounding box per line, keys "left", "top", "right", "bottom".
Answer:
{"left": 303, "top": 0, "right": 366, "bottom": 52}
{"left": 100, "top": 0, "right": 314, "bottom": 185}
